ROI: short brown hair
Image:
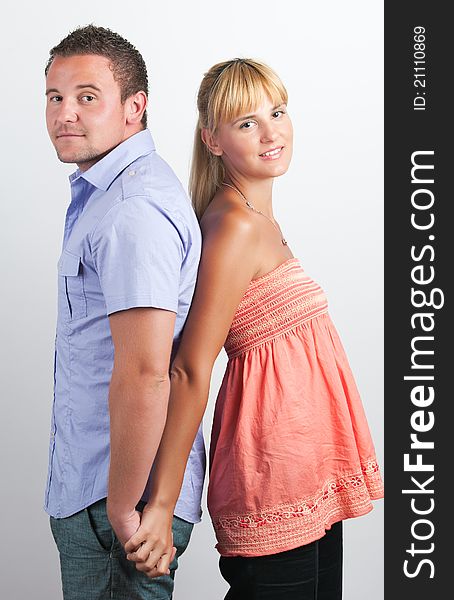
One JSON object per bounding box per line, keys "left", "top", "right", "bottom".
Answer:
{"left": 45, "top": 25, "right": 148, "bottom": 127}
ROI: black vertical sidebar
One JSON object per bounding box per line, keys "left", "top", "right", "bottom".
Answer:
{"left": 385, "top": 2, "right": 451, "bottom": 598}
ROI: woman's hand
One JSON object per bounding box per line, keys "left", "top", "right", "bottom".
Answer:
{"left": 124, "top": 503, "right": 177, "bottom": 578}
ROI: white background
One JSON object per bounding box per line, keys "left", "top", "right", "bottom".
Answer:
{"left": 0, "top": 1, "right": 383, "bottom": 598}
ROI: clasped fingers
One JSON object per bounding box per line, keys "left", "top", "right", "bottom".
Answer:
{"left": 129, "top": 544, "right": 177, "bottom": 579}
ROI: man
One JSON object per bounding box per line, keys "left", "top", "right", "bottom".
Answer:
{"left": 44, "top": 25, "right": 205, "bottom": 599}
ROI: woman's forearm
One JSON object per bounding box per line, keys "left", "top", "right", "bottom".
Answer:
{"left": 146, "top": 363, "right": 211, "bottom": 511}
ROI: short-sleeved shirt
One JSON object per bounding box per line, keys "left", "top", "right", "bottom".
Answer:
{"left": 44, "top": 129, "right": 205, "bottom": 521}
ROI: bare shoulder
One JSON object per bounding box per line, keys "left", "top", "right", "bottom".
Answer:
{"left": 200, "top": 195, "right": 258, "bottom": 246}
{"left": 196, "top": 194, "right": 260, "bottom": 281}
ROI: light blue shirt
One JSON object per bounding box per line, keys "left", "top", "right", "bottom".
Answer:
{"left": 45, "top": 129, "right": 205, "bottom": 521}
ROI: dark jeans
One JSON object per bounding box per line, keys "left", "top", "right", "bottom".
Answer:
{"left": 219, "top": 521, "right": 343, "bottom": 600}
{"left": 50, "top": 498, "right": 193, "bottom": 600}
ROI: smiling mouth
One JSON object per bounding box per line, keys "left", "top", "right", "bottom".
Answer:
{"left": 259, "top": 146, "right": 284, "bottom": 157}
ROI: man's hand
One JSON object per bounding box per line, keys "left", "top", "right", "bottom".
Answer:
{"left": 124, "top": 504, "right": 176, "bottom": 578}
{"left": 107, "top": 506, "right": 141, "bottom": 547}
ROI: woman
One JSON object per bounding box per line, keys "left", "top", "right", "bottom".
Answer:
{"left": 124, "top": 58, "right": 384, "bottom": 598}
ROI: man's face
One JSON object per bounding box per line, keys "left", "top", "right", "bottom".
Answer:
{"left": 46, "top": 54, "right": 129, "bottom": 171}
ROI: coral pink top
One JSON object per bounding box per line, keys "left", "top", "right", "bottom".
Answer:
{"left": 207, "top": 258, "right": 384, "bottom": 557}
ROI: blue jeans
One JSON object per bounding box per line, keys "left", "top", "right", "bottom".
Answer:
{"left": 50, "top": 499, "right": 193, "bottom": 600}
{"left": 219, "top": 521, "right": 343, "bottom": 600}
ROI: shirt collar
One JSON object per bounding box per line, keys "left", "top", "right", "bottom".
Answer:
{"left": 69, "top": 129, "right": 156, "bottom": 191}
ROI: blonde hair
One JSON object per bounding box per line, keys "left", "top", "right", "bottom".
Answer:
{"left": 189, "top": 59, "right": 288, "bottom": 220}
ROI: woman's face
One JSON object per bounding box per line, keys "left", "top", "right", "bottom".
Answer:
{"left": 208, "top": 96, "right": 293, "bottom": 182}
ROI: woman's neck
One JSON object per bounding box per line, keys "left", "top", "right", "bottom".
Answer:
{"left": 224, "top": 175, "right": 275, "bottom": 218}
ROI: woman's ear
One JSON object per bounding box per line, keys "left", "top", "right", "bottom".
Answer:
{"left": 201, "top": 128, "right": 223, "bottom": 156}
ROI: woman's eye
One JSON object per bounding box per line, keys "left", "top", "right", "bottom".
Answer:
{"left": 240, "top": 120, "right": 255, "bottom": 129}
{"left": 272, "top": 110, "right": 285, "bottom": 118}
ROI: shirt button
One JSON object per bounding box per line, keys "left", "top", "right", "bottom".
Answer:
{"left": 128, "top": 170, "right": 136, "bottom": 176}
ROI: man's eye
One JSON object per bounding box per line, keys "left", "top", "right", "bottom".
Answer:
{"left": 81, "top": 95, "right": 95, "bottom": 102}
{"left": 50, "top": 96, "right": 62, "bottom": 103}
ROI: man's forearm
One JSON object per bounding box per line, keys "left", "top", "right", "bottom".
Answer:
{"left": 107, "top": 370, "right": 170, "bottom": 518}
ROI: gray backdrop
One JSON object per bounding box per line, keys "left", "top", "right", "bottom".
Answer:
{"left": 0, "top": 1, "right": 383, "bottom": 598}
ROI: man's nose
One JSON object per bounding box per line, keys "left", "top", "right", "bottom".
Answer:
{"left": 56, "top": 99, "right": 78, "bottom": 123}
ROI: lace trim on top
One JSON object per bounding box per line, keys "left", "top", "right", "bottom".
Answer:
{"left": 225, "top": 259, "right": 328, "bottom": 359}
{"left": 212, "top": 458, "right": 384, "bottom": 556}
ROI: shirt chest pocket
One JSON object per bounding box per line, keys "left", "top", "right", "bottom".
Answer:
{"left": 58, "top": 250, "right": 87, "bottom": 321}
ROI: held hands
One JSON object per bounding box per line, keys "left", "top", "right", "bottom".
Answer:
{"left": 124, "top": 504, "right": 176, "bottom": 578}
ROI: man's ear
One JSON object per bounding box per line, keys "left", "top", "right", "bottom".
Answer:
{"left": 125, "top": 91, "right": 147, "bottom": 125}
{"left": 201, "top": 128, "right": 223, "bottom": 156}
